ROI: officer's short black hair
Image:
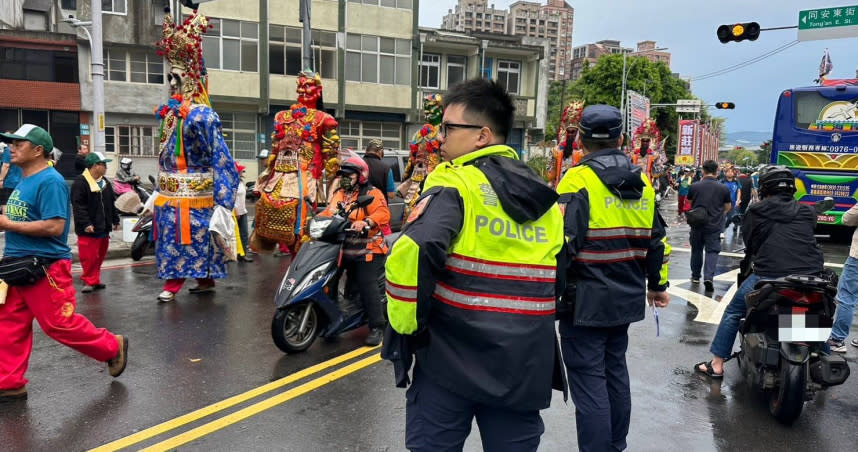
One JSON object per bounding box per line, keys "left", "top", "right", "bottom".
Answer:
{"left": 580, "top": 137, "right": 621, "bottom": 153}
{"left": 444, "top": 78, "right": 515, "bottom": 142}
{"left": 702, "top": 160, "right": 718, "bottom": 175}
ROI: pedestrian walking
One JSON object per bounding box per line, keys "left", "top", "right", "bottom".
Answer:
{"left": 677, "top": 169, "right": 692, "bottom": 220}
{"left": 71, "top": 151, "right": 120, "bottom": 293}
{"left": 827, "top": 202, "right": 858, "bottom": 352}
{"left": 363, "top": 139, "right": 396, "bottom": 201}
{"left": 0, "top": 125, "right": 128, "bottom": 403}
{"left": 74, "top": 143, "right": 90, "bottom": 174}
{"left": 384, "top": 78, "right": 565, "bottom": 451}
{"left": 688, "top": 160, "right": 732, "bottom": 292}
{"left": 234, "top": 164, "right": 253, "bottom": 263}
{"left": 556, "top": 105, "right": 670, "bottom": 452}
{"left": 722, "top": 168, "right": 740, "bottom": 233}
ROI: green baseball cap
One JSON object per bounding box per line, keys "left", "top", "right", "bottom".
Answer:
{"left": 85, "top": 151, "right": 113, "bottom": 167}
{"left": 0, "top": 124, "right": 54, "bottom": 151}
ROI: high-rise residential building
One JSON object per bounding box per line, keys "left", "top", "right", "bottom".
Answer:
{"left": 570, "top": 39, "right": 671, "bottom": 81}
{"left": 507, "top": 1, "right": 573, "bottom": 81}
{"left": 441, "top": 0, "right": 573, "bottom": 81}
{"left": 635, "top": 40, "right": 671, "bottom": 67}
{"left": 441, "top": 1, "right": 508, "bottom": 34}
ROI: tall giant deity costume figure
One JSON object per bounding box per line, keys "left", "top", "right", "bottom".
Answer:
{"left": 152, "top": 10, "right": 239, "bottom": 302}
{"left": 631, "top": 118, "right": 661, "bottom": 182}
{"left": 547, "top": 100, "right": 584, "bottom": 188}
{"left": 253, "top": 71, "right": 340, "bottom": 253}
{"left": 397, "top": 94, "right": 442, "bottom": 222}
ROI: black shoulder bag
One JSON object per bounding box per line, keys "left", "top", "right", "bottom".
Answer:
{"left": 0, "top": 256, "right": 54, "bottom": 286}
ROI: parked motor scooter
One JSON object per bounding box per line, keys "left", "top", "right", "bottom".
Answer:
{"left": 734, "top": 198, "right": 849, "bottom": 424}
{"left": 129, "top": 175, "right": 157, "bottom": 261}
{"left": 271, "top": 195, "right": 375, "bottom": 353}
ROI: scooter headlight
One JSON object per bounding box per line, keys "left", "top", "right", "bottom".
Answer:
{"left": 308, "top": 218, "right": 333, "bottom": 239}
{"left": 284, "top": 263, "right": 329, "bottom": 296}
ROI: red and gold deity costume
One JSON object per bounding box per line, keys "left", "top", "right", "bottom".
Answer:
{"left": 630, "top": 118, "right": 661, "bottom": 181}
{"left": 397, "top": 94, "right": 442, "bottom": 221}
{"left": 253, "top": 72, "right": 339, "bottom": 252}
{"left": 546, "top": 101, "right": 584, "bottom": 188}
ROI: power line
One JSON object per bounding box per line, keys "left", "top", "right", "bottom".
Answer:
{"left": 691, "top": 40, "right": 800, "bottom": 82}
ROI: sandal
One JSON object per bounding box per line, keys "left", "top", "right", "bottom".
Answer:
{"left": 694, "top": 361, "right": 723, "bottom": 379}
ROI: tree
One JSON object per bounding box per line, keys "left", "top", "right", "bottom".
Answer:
{"left": 546, "top": 54, "right": 707, "bottom": 162}
{"left": 726, "top": 147, "right": 758, "bottom": 166}
{"left": 758, "top": 139, "right": 773, "bottom": 165}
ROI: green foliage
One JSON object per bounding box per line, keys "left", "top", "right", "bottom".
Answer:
{"left": 726, "top": 148, "right": 759, "bottom": 165}
{"left": 526, "top": 155, "right": 550, "bottom": 181}
{"left": 547, "top": 54, "right": 707, "bottom": 162}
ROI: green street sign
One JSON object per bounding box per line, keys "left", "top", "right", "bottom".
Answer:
{"left": 799, "top": 5, "right": 858, "bottom": 41}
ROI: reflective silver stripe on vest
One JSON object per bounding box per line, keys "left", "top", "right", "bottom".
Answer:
{"left": 386, "top": 282, "right": 417, "bottom": 301}
{"left": 575, "top": 248, "right": 647, "bottom": 262}
{"left": 586, "top": 227, "right": 652, "bottom": 240}
{"left": 446, "top": 254, "right": 556, "bottom": 281}
{"left": 434, "top": 283, "right": 555, "bottom": 313}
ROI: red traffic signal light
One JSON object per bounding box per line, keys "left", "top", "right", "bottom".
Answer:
{"left": 717, "top": 22, "right": 760, "bottom": 43}
{"left": 715, "top": 102, "right": 736, "bottom": 109}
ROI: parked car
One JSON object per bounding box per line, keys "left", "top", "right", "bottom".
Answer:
{"left": 357, "top": 150, "right": 411, "bottom": 232}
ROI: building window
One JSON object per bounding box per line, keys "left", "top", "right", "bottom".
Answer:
{"left": 345, "top": 34, "right": 411, "bottom": 85}
{"left": 497, "top": 60, "right": 520, "bottom": 95}
{"left": 446, "top": 55, "right": 466, "bottom": 88}
{"left": 221, "top": 112, "right": 258, "bottom": 160}
{"left": 419, "top": 53, "right": 440, "bottom": 89}
{"left": 270, "top": 27, "right": 336, "bottom": 79}
{"left": 339, "top": 120, "right": 401, "bottom": 150}
{"left": 347, "top": 0, "right": 412, "bottom": 8}
{"left": 201, "top": 18, "right": 258, "bottom": 72}
{"left": 102, "top": 0, "right": 127, "bottom": 15}
{"left": 103, "top": 48, "right": 164, "bottom": 84}
{"left": 105, "top": 126, "right": 156, "bottom": 156}
{"left": 60, "top": 0, "right": 76, "bottom": 9}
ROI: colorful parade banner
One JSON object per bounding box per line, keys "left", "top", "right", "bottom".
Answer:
{"left": 676, "top": 119, "right": 696, "bottom": 165}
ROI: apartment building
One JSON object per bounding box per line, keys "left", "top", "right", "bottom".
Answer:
{"left": 417, "top": 27, "right": 548, "bottom": 152}
{"left": 570, "top": 39, "right": 671, "bottom": 81}
{"left": 507, "top": 1, "right": 572, "bottom": 81}
{"left": 0, "top": 0, "right": 83, "bottom": 177}
{"left": 440, "top": 0, "right": 507, "bottom": 34}
{"left": 635, "top": 40, "right": 671, "bottom": 67}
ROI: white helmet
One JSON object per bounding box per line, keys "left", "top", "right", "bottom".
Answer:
{"left": 120, "top": 157, "right": 133, "bottom": 171}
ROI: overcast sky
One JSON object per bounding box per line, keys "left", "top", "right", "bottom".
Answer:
{"left": 419, "top": 1, "right": 857, "bottom": 134}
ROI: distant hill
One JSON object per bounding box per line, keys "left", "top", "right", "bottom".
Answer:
{"left": 725, "top": 131, "right": 771, "bottom": 149}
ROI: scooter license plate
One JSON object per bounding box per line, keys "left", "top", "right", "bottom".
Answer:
{"left": 776, "top": 310, "right": 831, "bottom": 342}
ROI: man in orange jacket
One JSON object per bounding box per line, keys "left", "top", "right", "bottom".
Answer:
{"left": 323, "top": 154, "right": 390, "bottom": 345}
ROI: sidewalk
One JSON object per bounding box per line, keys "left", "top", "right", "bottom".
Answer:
{"left": 0, "top": 225, "right": 133, "bottom": 262}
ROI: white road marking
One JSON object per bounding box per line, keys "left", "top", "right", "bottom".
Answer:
{"left": 670, "top": 246, "right": 844, "bottom": 268}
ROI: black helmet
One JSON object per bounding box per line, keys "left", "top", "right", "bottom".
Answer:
{"left": 758, "top": 165, "right": 795, "bottom": 197}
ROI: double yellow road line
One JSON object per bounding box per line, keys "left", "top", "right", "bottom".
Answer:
{"left": 90, "top": 345, "right": 382, "bottom": 452}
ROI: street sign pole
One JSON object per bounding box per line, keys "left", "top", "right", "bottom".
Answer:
{"left": 799, "top": 5, "right": 858, "bottom": 41}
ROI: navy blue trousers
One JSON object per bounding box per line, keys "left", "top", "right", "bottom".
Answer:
{"left": 405, "top": 368, "right": 544, "bottom": 452}
{"left": 559, "top": 322, "right": 631, "bottom": 452}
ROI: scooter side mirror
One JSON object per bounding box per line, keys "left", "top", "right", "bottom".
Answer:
{"left": 356, "top": 195, "right": 374, "bottom": 208}
{"left": 148, "top": 175, "right": 156, "bottom": 184}
{"left": 815, "top": 197, "right": 835, "bottom": 214}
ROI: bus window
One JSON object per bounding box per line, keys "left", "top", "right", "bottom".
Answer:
{"left": 795, "top": 91, "right": 858, "bottom": 130}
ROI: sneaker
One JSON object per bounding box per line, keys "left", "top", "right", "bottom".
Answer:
{"left": 81, "top": 285, "right": 94, "bottom": 293}
{"left": 851, "top": 338, "right": 858, "bottom": 348}
{"left": 157, "top": 290, "right": 175, "bottom": 303}
{"left": 0, "top": 386, "right": 27, "bottom": 403}
{"left": 827, "top": 339, "right": 847, "bottom": 353}
{"left": 364, "top": 328, "right": 384, "bottom": 346}
{"left": 691, "top": 278, "right": 701, "bottom": 284}
{"left": 94, "top": 283, "right": 106, "bottom": 290}
{"left": 704, "top": 280, "right": 714, "bottom": 292}
{"left": 188, "top": 283, "right": 216, "bottom": 294}
{"left": 107, "top": 335, "right": 128, "bottom": 377}
{"left": 238, "top": 255, "right": 254, "bottom": 263}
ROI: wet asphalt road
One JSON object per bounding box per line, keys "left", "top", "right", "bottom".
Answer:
{"left": 2, "top": 199, "right": 858, "bottom": 451}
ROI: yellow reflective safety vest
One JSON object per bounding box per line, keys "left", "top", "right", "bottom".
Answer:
{"left": 385, "top": 145, "right": 565, "bottom": 410}
{"left": 557, "top": 150, "right": 670, "bottom": 327}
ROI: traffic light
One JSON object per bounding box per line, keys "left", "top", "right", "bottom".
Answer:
{"left": 717, "top": 22, "right": 761, "bottom": 43}
{"left": 715, "top": 102, "right": 736, "bottom": 109}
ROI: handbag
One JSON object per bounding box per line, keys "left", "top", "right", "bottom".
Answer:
{"left": 0, "top": 256, "right": 53, "bottom": 286}
{"left": 685, "top": 206, "right": 707, "bottom": 227}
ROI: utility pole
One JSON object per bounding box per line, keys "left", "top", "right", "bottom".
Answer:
{"left": 90, "top": 0, "right": 106, "bottom": 155}
{"left": 300, "top": 0, "right": 312, "bottom": 71}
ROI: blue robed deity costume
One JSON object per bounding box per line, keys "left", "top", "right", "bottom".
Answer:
{"left": 152, "top": 10, "right": 238, "bottom": 282}
{"left": 153, "top": 104, "right": 238, "bottom": 280}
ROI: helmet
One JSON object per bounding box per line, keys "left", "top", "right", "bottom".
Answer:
{"left": 337, "top": 153, "right": 369, "bottom": 185}
{"left": 120, "top": 157, "right": 133, "bottom": 171}
{"left": 758, "top": 165, "right": 796, "bottom": 197}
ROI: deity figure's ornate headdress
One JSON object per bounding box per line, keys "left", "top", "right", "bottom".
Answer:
{"left": 410, "top": 94, "right": 443, "bottom": 155}
{"left": 633, "top": 118, "right": 661, "bottom": 149}
{"left": 423, "top": 94, "right": 443, "bottom": 125}
{"left": 557, "top": 100, "right": 584, "bottom": 145}
{"left": 297, "top": 70, "right": 323, "bottom": 110}
{"left": 156, "top": 9, "right": 210, "bottom": 103}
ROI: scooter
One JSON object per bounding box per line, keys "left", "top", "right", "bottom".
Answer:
{"left": 129, "top": 176, "right": 157, "bottom": 261}
{"left": 734, "top": 198, "right": 849, "bottom": 424}
{"left": 271, "top": 195, "right": 375, "bottom": 353}
{"left": 115, "top": 175, "right": 154, "bottom": 216}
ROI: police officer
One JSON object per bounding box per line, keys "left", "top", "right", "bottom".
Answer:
{"left": 383, "top": 78, "right": 565, "bottom": 451}
{"left": 556, "top": 105, "right": 670, "bottom": 452}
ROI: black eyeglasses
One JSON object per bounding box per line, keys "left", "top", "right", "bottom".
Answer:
{"left": 439, "top": 123, "right": 485, "bottom": 138}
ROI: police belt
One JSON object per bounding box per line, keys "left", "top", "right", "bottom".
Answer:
{"left": 158, "top": 171, "right": 214, "bottom": 198}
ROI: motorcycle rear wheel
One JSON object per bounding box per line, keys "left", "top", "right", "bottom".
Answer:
{"left": 767, "top": 361, "right": 806, "bottom": 424}
{"left": 271, "top": 303, "right": 320, "bottom": 353}
{"left": 130, "top": 233, "right": 148, "bottom": 261}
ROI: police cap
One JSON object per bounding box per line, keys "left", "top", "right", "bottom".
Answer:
{"left": 578, "top": 105, "right": 622, "bottom": 140}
